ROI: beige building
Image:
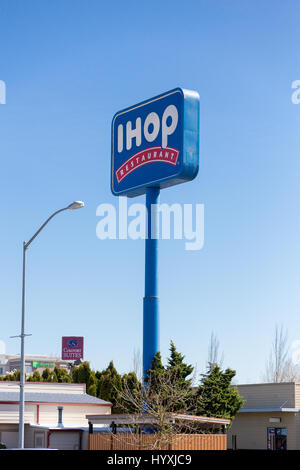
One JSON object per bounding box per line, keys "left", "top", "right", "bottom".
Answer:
{"left": 0, "top": 354, "right": 72, "bottom": 376}
{"left": 228, "top": 382, "right": 300, "bottom": 450}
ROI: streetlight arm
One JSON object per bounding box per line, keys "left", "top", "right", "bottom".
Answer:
{"left": 24, "top": 207, "right": 68, "bottom": 250}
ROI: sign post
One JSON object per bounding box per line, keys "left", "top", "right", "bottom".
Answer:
{"left": 143, "top": 187, "right": 160, "bottom": 376}
{"left": 111, "top": 88, "right": 200, "bottom": 378}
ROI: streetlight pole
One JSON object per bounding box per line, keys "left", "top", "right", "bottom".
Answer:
{"left": 18, "top": 241, "right": 27, "bottom": 450}
{"left": 15, "top": 201, "right": 84, "bottom": 448}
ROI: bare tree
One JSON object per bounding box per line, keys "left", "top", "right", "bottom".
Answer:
{"left": 207, "top": 331, "right": 224, "bottom": 370}
{"left": 114, "top": 370, "right": 206, "bottom": 450}
{"left": 281, "top": 357, "right": 300, "bottom": 382}
{"left": 263, "top": 324, "right": 300, "bottom": 382}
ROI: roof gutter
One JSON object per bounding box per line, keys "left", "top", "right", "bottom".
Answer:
{"left": 239, "top": 408, "right": 300, "bottom": 413}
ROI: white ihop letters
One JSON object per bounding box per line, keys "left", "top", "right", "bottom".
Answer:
{"left": 117, "top": 104, "right": 178, "bottom": 153}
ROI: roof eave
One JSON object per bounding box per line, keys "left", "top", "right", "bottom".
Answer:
{"left": 239, "top": 408, "right": 300, "bottom": 413}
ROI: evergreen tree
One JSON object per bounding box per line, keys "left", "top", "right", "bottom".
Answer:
{"left": 3, "top": 370, "right": 20, "bottom": 381}
{"left": 72, "top": 361, "right": 91, "bottom": 384}
{"left": 144, "top": 345, "right": 194, "bottom": 412}
{"left": 87, "top": 371, "right": 98, "bottom": 396}
{"left": 28, "top": 370, "right": 42, "bottom": 382}
{"left": 96, "top": 361, "right": 123, "bottom": 412}
{"left": 42, "top": 368, "right": 52, "bottom": 381}
{"left": 121, "top": 371, "right": 142, "bottom": 413}
{"left": 122, "top": 371, "right": 141, "bottom": 392}
{"left": 145, "top": 351, "right": 165, "bottom": 390}
{"left": 48, "top": 370, "right": 58, "bottom": 382}
{"left": 195, "top": 365, "right": 244, "bottom": 421}
{"left": 167, "top": 341, "right": 194, "bottom": 387}
{"left": 72, "top": 361, "right": 98, "bottom": 396}
{"left": 53, "top": 367, "right": 72, "bottom": 383}
{"left": 166, "top": 341, "right": 194, "bottom": 411}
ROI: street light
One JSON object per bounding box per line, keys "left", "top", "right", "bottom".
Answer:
{"left": 67, "top": 201, "right": 85, "bottom": 210}
{"left": 16, "top": 201, "right": 84, "bottom": 449}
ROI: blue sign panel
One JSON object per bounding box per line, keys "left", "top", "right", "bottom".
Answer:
{"left": 111, "top": 88, "right": 200, "bottom": 197}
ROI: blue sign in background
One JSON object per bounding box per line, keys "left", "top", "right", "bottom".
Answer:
{"left": 111, "top": 88, "right": 199, "bottom": 197}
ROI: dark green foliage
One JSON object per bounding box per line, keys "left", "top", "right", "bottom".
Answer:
{"left": 122, "top": 371, "right": 141, "bottom": 393}
{"left": 87, "top": 371, "right": 98, "bottom": 396}
{"left": 72, "top": 361, "right": 92, "bottom": 385}
{"left": 144, "top": 343, "right": 194, "bottom": 412}
{"left": 167, "top": 341, "right": 194, "bottom": 411}
{"left": 54, "top": 367, "right": 72, "bottom": 383}
{"left": 87, "top": 382, "right": 97, "bottom": 397}
{"left": 41, "top": 368, "right": 51, "bottom": 381}
{"left": 145, "top": 351, "right": 165, "bottom": 391}
{"left": 41, "top": 367, "right": 58, "bottom": 382}
{"left": 168, "top": 341, "right": 194, "bottom": 379}
{"left": 0, "top": 370, "right": 21, "bottom": 381}
{"left": 195, "top": 365, "right": 244, "bottom": 421}
{"left": 72, "top": 361, "right": 99, "bottom": 398}
{"left": 120, "top": 371, "right": 142, "bottom": 413}
{"left": 0, "top": 367, "right": 73, "bottom": 383}
{"left": 27, "top": 371, "right": 42, "bottom": 382}
{"left": 96, "top": 361, "right": 123, "bottom": 412}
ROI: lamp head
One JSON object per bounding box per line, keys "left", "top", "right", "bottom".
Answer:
{"left": 67, "top": 201, "right": 85, "bottom": 210}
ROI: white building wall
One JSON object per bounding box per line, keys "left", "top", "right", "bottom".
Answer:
{"left": 38, "top": 404, "right": 110, "bottom": 427}
{"left": 0, "top": 404, "right": 35, "bottom": 424}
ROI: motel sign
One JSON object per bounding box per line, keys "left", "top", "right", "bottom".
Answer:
{"left": 62, "top": 337, "right": 84, "bottom": 360}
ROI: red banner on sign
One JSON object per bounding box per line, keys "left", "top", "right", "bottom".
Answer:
{"left": 62, "top": 337, "right": 84, "bottom": 360}
{"left": 115, "top": 146, "right": 180, "bottom": 184}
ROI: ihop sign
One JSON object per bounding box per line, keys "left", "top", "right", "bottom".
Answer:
{"left": 111, "top": 88, "right": 200, "bottom": 197}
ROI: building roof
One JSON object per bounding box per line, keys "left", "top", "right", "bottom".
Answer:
{"left": 239, "top": 408, "right": 300, "bottom": 413}
{"left": 0, "top": 391, "right": 112, "bottom": 406}
{"left": 236, "top": 382, "right": 299, "bottom": 387}
{"left": 0, "top": 354, "right": 69, "bottom": 363}
{"left": 86, "top": 413, "right": 230, "bottom": 426}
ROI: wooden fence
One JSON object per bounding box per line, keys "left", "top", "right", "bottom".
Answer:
{"left": 89, "top": 433, "right": 227, "bottom": 450}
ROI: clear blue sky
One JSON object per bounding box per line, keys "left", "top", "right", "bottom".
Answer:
{"left": 0, "top": 0, "right": 299, "bottom": 384}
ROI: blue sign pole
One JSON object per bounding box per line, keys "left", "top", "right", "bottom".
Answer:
{"left": 143, "top": 187, "right": 160, "bottom": 378}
